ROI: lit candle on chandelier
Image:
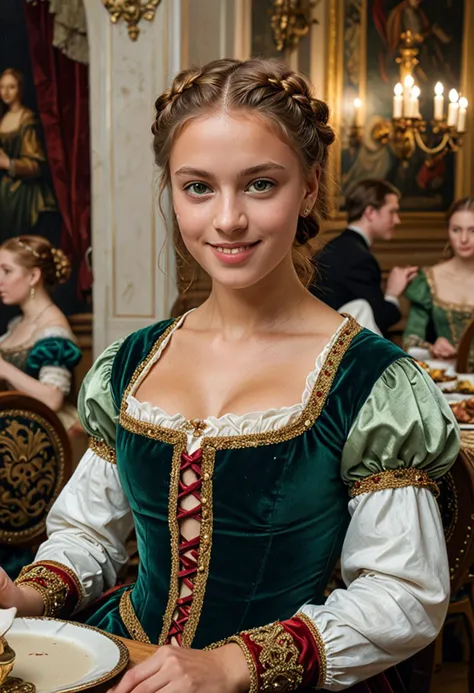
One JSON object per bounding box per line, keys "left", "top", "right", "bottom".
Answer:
{"left": 447, "top": 89, "right": 459, "bottom": 127}
{"left": 410, "top": 85, "right": 421, "bottom": 119}
{"left": 353, "top": 97, "right": 363, "bottom": 127}
{"left": 393, "top": 83, "right": 403, "bottom": 119}
{"left": 403, "top": 75, "right": 415, "bottom": 117}
{"left": 433, "top": 82, "right": 444, "bottom": 121}
{"left": 457, "top": 97, "right": 468, "bottom": 133}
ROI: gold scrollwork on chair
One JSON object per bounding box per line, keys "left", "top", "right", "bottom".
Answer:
{"left": 0, "top": 412, "right": 66, "bottom": 544}
{"left": 102, "top": 0, "right": 162, "bottom": 41}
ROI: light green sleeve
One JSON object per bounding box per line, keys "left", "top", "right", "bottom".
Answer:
{"left": 77, "top": 339, "right": 124, "bottom": 448}
{"left": 341, "top": 358, "right": 460, "bottom": 488}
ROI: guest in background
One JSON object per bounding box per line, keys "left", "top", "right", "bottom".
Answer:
{"left": 0, "top": 235, "right": 82, "bottom": 432}
{"left": 404, "top": 197, "right": 474, "bottom": 367}
{"left": 311, "top": 178, "right": 418, "bottom": 336}
{"left": 0, "top": 68, "right": 56, "bottom": 242}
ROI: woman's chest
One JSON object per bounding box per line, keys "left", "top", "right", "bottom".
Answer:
{"left": 433, "top": 271, "right": 474, "bottom": 308}
{"left": 134, "top": 333, "right": 328, "bottom": 420}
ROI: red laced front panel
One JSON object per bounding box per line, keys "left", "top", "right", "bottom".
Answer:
{"left": 166, "top": 449, "right": 203, "bottom": 645}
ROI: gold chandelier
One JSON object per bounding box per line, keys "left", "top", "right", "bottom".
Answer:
{"left": 271, "top": 0, "right": 319, "bottom": 52}
{"left": 351, "top": 30, "right": 468, "bottom": 163}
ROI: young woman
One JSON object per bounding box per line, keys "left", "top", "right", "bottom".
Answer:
{"left": 2, "top": 59, "right": 459, "bottom": 693}
{"left": 404, "top": 197, "right": 474, "bottom": 367}
{"left": 0, "top": 69, "right": 56, "bottom": 240}
{"left": 0, "top": 235, "right": 81, "bottom": 431}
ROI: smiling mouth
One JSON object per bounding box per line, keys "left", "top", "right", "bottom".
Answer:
{"left": 210, "top": 242, "right": 260, "bottom": 255}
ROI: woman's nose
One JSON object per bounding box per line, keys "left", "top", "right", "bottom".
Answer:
{"left": 213, "top": 196, "right": 248, "bottom": 235}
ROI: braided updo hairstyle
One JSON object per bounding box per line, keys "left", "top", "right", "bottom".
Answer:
{"left": 1, "top": 235, "right": 72, "bottom": 290}
{"left": 152, "top": 58, "right": 335, "bottom": 285}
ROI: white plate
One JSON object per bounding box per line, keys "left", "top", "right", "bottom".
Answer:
{"left": 423, "top": 359, "right": 456, "bottom": 375}
{"left": 407, "top": 347, "right": 431, "bottom": 362}
{"left": 6, "top": 617, "right": 129, "bottom": 693}
{"left": 444, "top": 393, "right": 474, "bottom": 403}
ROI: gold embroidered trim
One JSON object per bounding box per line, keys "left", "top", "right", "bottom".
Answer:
{"left": 295, "top": 612, "right": 327, "bottom": 689}
{"left": 89, "top": 437, "right": 116, "bottom": 464}
{"left": 31, "top": 560, "right": 85, "bottom": 603}
{"left": 349, "top": 468, "right": 439, "bottom": 498}
{"left": 250, "top": 622, "right": 304, "bottom": 692}
{"left": 120, "top": 315, "right": 362, "bottom": 647}
{"left": 158, "top": 439, "right": 187, "bottom": 646}
{"left": 424, "top": 267, "right": 474, "bottom": 313}
{"left": 119, "top": 588, "right": 151, "bottom": 643}
{"left": 15, "top": 562, "right": 82, "bottom": 617}
{"left": 120, "top": 316, "right": 362, "bottom": 452}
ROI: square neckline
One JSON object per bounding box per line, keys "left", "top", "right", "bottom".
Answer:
{"left": 126, "top": 310, "right": 351, "bottom": 434}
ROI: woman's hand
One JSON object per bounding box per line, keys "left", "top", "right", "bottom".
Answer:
{"left": 108, "top": 643, "right": 250, "bottom": 693}
{"left": 0, "top": 567, "right": 44, "bottom": 616}
{"left": 430, "top": 337, "right": 457, "bottom": 360}
{"left": 0, "top": 150, "right": 10, "bottom": 170}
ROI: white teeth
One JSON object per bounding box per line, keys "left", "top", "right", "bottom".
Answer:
{"left": 214, "top": 246, "right": 251, "bottom": 255}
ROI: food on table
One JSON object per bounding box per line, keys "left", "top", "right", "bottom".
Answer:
{"left": 414, "top": 360, "right": 456, "bottom": 383}
{"left": 450, "top": 397, "right": 474, "bottom": 425}
{"left": 444, "top": 379, "right": 474, "bottom": 394}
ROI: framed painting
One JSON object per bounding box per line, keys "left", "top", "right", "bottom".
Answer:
{"left": 326, "top": 0, "right": 472, "bottom": 223}
{"left": 0, "top": 0, "right": 91, "bottom": 329}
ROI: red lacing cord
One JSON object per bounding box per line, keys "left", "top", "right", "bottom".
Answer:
{"left": 166, "top": 449, "right": 203, "bottom": 645}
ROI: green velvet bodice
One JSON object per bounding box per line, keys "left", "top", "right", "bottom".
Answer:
{"left": 404, "top": 268, "right": 474, "bottom": 369}
{"left": 103, "top": 320, "right": 406, "bottom": 648}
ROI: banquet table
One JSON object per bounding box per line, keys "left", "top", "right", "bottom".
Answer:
{"left": 92, "top": 638, "right": 158, "bottom": 693}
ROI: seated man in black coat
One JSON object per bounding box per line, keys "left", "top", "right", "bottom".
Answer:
{"left": 311, "top": 179, "right": 418, "bottom": 336}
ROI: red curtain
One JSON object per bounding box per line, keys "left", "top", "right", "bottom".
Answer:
{"left": 23, "top": 0, "right": 92, "bottom": 296}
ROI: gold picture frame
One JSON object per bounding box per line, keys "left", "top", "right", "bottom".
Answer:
{"left": 325, "top": 0, "right": 474, "bottom": 236}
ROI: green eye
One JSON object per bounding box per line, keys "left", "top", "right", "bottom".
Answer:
{"left": 185, "top": 182, "right": 211, "bottom": 196}
{"left": 248, "top": 179, "right": 274, "bottom": 193}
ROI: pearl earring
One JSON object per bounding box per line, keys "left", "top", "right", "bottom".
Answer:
{"left": 30, "top": 285, "right": 36, "bottom": 300}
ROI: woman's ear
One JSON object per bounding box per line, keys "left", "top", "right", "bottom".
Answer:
{"left": 30, "top": 267, "right": 41, "bottom": 288}
{"left": 300, "top": 166, "right": 320, "bottom": 216}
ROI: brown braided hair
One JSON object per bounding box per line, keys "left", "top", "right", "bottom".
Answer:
{"left": 1, "top": 235, "right": 72, "bottom": 289}
{"left": 152, "top": 58, "right": 335, "bottom": 285}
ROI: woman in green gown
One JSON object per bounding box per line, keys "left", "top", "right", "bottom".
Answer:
{"left": 0, "top": 59, "right": 460, "bottom": 693}
{"left": 404, "top": 197, "right": 474, "bottom": 368}
{"left": 0, "top": 69, "right": 56, "bottom": 241}
{"left": 0, "top": 235, "right": 81, "bottom": 579}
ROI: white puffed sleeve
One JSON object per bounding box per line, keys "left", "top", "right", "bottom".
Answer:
{"left": 35, "top": 448, "right": 134, "bottom": 609}
{"left": 299, "top": 358, "right": 459, "bottom": 690}
{"left": 301, "top": 487, "right": 449, "bottom": 689}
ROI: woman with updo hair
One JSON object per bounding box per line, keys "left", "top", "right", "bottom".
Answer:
{"left": 1, "top": 60, "right": 459, "bottom": 693}
{"left": 0, "top": 235, "right": 81, "bottom": 430}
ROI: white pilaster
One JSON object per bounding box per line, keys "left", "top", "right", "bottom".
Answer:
{"left": 83, "top": 0, "right": 179, "bottom": 356}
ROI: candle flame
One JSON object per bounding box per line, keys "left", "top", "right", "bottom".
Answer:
{"left": 449, "top": 89, "right": 459, "bottom": 103}
{"left": 404, "top": 75, "right": 415, "bottom": 89}
{"left": 435, "top": 82, "right": 444, "bottom": 96}
{"left": 354, "top": 98, "right": 362, "bottom": 108}
{"left": 411, "top": 86, "right": 421, "bottom": 98}
{"left": 394, "top": 83, "right": 403, "bottom": 96}
{"left": 459, "top": 97, "right": 468, "bottom": 109}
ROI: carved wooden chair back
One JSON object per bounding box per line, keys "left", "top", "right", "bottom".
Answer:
{"left": 0, "top": 391, "right": 72, "bottom": 548}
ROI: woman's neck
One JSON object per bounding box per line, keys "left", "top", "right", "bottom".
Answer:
{"left": 449, "top": 255, "right": 474, "bottom": 276}
{"left": 8, "top": 102, "right": 22, "bottom": 114}
{"left": 20, "top": 291, "right": 53, "bottom": 323}
{"left": 198, "top": 257, "right": 310, "bottom": 339}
